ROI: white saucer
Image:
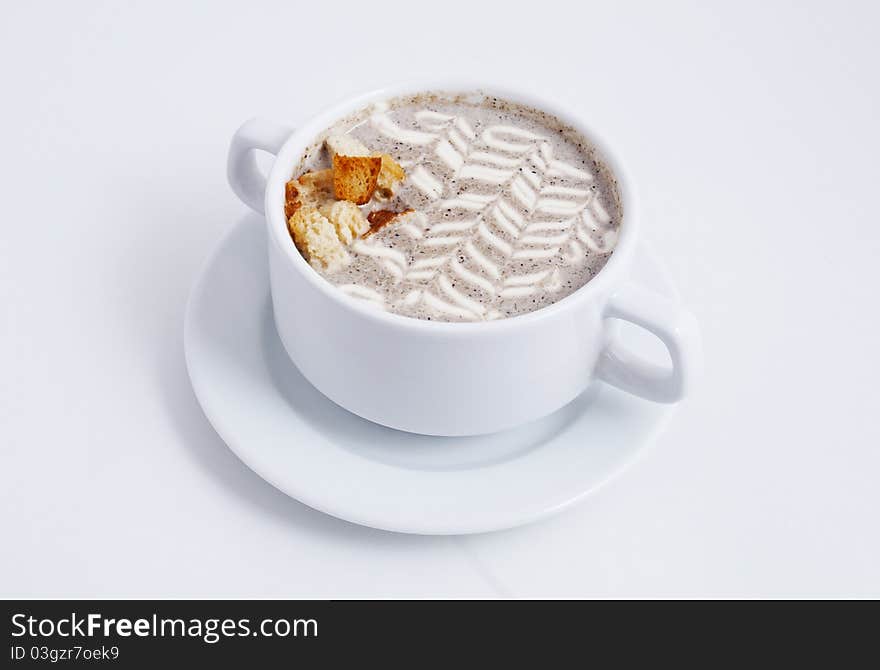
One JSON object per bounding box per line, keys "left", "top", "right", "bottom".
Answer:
{"left": 184, "top": 215, "right": 679, "bottom": 535}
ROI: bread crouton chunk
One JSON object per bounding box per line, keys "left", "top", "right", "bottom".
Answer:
{"left": 325, "top": 134, "right": 370, "bottom": 159}
{"left": 285, "top": 169, "right": 335, "bottom": 218}
{"left": 323, "top": 135, "right": 406, "bottom": 200}
{"left": 333, "top": 154, "right": 382, "bottom": 205}
{"left": 297, "top": 169, "right": 334, "bottom": 199}
{"left": 319, "top": 200, "right": 369, "bottom": 244}
{"left": 288, "top": 206, "right": 349, "bottom": 272}
{"left": 284, "top": 181, "right": 302, "bottom": 219}
{"left": 375, "top": 153, "right": 406, "bottom": 199}
{"left": 365, "top": 209, "right": 413, "bottom": 237}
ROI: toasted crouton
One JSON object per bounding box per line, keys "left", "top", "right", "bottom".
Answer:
{"left": 333, "top": 154, "right": 382, "bottom": 205}
{"left": 297, "top": 169, "right": 334, "bottom": 198}
{"left": 325, "top": 134, "right": 406, "bottom": 199}
{"left": 325, "top": 134, "right": 370, "bottom": 159}
{"left": 365, "top": 208, "right": 413, "bottom": 237}
{"left": 288, "top": 206, "right": 349, "bottom": 272}
{"left": 375, "top": 153, "right": 406, "bottom": 199}
{"left": 285, "top": 169, "right": 334, "bottom": 217}
{"left": 284, "top": 180, "right": 302, "bottom": 219}
{"left": 319, "top": 200, "right": 369, "bottom": 244}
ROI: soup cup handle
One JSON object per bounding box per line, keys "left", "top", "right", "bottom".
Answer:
{"left": 227, "top": 118, "right": 294, "bottom": 214}
{"left": 596, "top": 284, "right": 702, "bottom": 403}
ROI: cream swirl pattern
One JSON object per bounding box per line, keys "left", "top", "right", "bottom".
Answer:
{"left": 298, "top": 94, "right": 621, "bottom": 322}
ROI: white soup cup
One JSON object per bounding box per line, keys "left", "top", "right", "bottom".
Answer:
{"left": 227, "top": 82, "right": 702, "bottom": 436}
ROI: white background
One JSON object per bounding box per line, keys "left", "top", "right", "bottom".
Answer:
{"left": 2, "top": 0, "right": 878, "bottom": 597}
